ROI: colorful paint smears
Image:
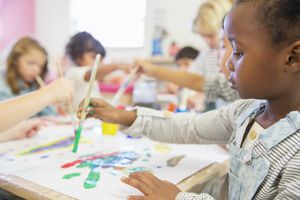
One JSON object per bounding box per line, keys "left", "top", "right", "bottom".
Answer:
{"left": 18, "top": 136, "right": 75, "bottom": 156}
{"left": 63, "top": 172, "right": 81, "bottom": 179}
{"left": 167, "top": 155, "right": 186, "bottom": 167}
{"left": 61, "top": 151, "right": 140, "bottom": 189}
{"left": 154, "top": 143, "right": 172, "bottom": 153}
{"left": 109, "top": 166, "right": 150, "bottom": 176}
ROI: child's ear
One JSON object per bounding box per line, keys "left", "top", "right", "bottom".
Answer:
{"left": 285, "top": 41, "right": 300, "bottom": 73}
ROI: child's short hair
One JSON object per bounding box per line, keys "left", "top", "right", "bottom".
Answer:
{"left": 235, "top": 0, "right": 300, "bottom": 48}
{"left": 6, "top": 37, "right": 48, "bottom": 94}
{"left": 194, "top": 0, "right": 232, "bottom": 35}
{"left": 65, "top": 31, "right": 106, "bottom": 63}
{"left": 175, "top": 46, "right": 199, "bottom": 62}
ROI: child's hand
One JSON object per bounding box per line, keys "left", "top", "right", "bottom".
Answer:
{"left": 121, "top": 171, "right": 181, "bottom": 200}
{"left": 44, "top": 78, "right": 75, "bottom": 104}
{"left": 135, "top": 59, "right": 157, "bottom": 76}
{"left": 77, "top": 98, "right": 137, "bottom": 126}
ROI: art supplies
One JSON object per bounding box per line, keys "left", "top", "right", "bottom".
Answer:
{"left": 72, "top": 54, "right": 101, "bottom": 153}
{"left": 111, "top": 67, "right": 139, "bottom": 107}
{"left": 102, "top": 122, "right": 118, "bottom": 136}
{"left": 35, "top": 76, "right": 46, "bottom": 87}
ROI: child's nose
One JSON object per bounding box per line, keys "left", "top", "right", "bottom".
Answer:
{"left": 32, "top": 65, "right": 41, "bottom": 75}
{"left": 226, "top": 56, "right": 235, "bottom": 72}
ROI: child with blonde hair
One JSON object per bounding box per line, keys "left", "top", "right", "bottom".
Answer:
{"left": 0, "top": 37, "right": 57, "bottom": 116}
{"left": 137, "top": 0, "right": 236, "bottom": 110}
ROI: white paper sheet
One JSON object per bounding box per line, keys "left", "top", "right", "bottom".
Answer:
{"left": 0, "top": 118, "right": 228, "bottom": 199}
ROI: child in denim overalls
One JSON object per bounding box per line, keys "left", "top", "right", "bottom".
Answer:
{"left": 77, "top": 0, "right": 300, "bottom": 199}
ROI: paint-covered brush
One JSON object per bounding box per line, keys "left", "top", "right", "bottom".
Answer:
{"left": 111, "top": 67, "right": 139, "bottom": 107}
{"left": 72, "top": 54, "right": 101, "bottom": 153}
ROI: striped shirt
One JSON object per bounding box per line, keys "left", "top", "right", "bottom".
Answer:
{"left": 122, "top": 100, "right": 300, "bottom": 200}
{"left": 189, "top": 49, "right": 219, "bottom": 77}
{"left": 189, "top": 49, "right": 238, "bottom": 108}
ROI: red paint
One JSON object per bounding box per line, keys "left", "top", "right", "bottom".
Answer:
{"left": 61, "top": 160, "right": 82, "bottom": 168}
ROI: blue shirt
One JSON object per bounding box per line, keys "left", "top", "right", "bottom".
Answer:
{"left": 0, "top": 77, "right": 57, "bottom": 117}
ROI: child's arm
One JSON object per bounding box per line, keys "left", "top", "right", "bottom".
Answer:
{"left": 84, "top": 63, "right": 132, "bottom": 82}
{"left": 78, "top": 98, "right": 254, "bottom": 145}
{"left": 0, "top": 119, "right": 44, "bottom": 142}
{"left": 136, "top": 60, "right": 204, "bottom": 92}
{"left": 0, "top": 78, "right": 74, "bottom": 132}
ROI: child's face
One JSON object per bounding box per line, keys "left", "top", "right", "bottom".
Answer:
{"left": 176, "top": 58, "right": 193, "bottom": 71}
{"left": 200, "top": 32, "right": 219, "bottom": 49}
{"left": 218, "top": 29, "right": 232, "bottom": 78}
{"left": 76, "top": 52, "right": 97, "bottom": 67}
{"left": 17, "top": 49, "right": 46, "bottom": 83}
{"left": 225, "top": 4, "right": 288, "bottom": 99}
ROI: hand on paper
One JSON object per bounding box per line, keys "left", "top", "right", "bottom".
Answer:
{"left": 121, "top": 171, "right": 181, "bottom": 200}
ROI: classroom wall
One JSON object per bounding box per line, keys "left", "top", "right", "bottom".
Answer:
{"left": 34, "top": 0, "right": 207, "bottom": 63}
{"left": 0, "top": 0, "right": 35, "bottom": 49}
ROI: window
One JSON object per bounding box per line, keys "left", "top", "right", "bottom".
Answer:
{"left": 70, "top": 0, "right": 146, "bottom": 48}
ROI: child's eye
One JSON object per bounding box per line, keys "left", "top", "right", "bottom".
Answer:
{"left": 233, "top": 52, "right": 243, "bottom": 59}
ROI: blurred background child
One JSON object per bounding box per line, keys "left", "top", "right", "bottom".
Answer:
{"left": 0, "top": 37, "right": 57, "bottom": 117}
{"left": 65, "top": 31, "right": 131, "bottom": 109}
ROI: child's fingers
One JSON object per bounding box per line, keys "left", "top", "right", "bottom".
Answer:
{"left": 127, "top": 195, "right": 147, "bottom": 200}
{"left": 129, "top": 172, "right": 157, "bottom": 190}
{"left": 140, "top": 171, "right": 161, "bottom": 184}
{"left": 121, "top": 176, "right": 153, "bottom": 195}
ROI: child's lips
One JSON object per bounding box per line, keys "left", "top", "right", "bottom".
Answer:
{"left": 228, "top": 73, "right": 237, "bottom": 89}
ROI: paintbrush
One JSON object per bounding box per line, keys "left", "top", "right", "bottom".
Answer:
{"left": 35, "top": 76, "right": 46, "bottom": 87}
{"left": 72, "top": 54, "right": 101, "bottom": 153}
{"left": 111, "top": 67, "right": 139, "bottom": 107}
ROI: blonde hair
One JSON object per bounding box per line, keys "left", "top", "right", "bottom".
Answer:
{"left": 6, "top": 37, "right": 48, "bottom": 94}
{"left": 194, "top": 0, "right": 232, "bottom": 35}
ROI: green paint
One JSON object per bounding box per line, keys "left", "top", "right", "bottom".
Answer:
{"left": 77, "top": 161, "right": 93, "bottom": 168}
{"left": 63, "top": 172, "right": 81, "bottom": 179}
{"left": 72, "top": 126, "right": 83, "bottom": 153}
{"left": 142, "top": 158, "right": 149, "bottom": 162}
{"left": 127, "top": 167, "right": 147, "bottom": 173}
{"left": 84, "top": 170, "right": 100, "bottom": 189}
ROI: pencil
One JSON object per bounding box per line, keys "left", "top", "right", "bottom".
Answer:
{"left": 72, "top": 54, "right": 101, "bottom": 153}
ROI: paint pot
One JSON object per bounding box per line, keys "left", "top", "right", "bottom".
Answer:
{"left": 102, "top": 122, "right": 118, "bottom": 136}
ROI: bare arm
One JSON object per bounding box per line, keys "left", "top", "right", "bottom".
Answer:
{"left": 136, "top": 60, "right": 204, "bottom": 92}
{"left": 0, "top": 78, "right": 74, "bottom": 132}
{"left": 84, "top": 63, "right": 132, "bottom": 82}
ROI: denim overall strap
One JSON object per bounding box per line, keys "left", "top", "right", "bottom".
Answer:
{"left": 229, "top": 106, "right": 300, "bottom": 200}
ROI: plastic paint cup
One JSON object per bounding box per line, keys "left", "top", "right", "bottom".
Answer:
{"left": 102, "top": 122, "right": 118, "bottom": 135}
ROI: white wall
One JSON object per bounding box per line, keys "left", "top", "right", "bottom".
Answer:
{"left": 35, "top": 0, "right": 206, "bottom": 62}
{"left": 35, "top": 0, "right": 70, "bottom": 61}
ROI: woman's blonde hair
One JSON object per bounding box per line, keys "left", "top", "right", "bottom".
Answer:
{"left": 6, "top": 37, "right": 48, "bottom": 94}
{"left": 194, "top": 0, "right": 232, "bottom": 35}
